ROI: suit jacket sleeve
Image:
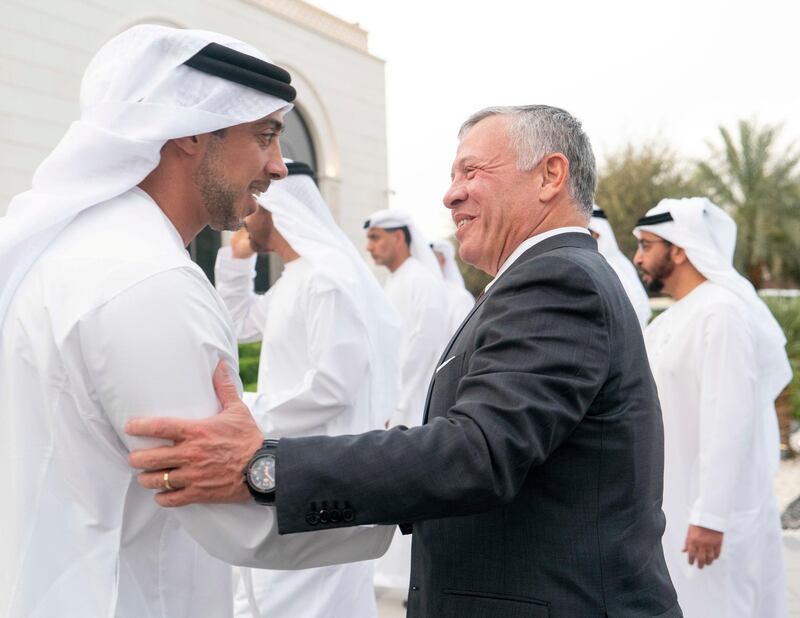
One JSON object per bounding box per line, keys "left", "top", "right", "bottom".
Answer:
{"left": 275, "top": 254, "right": 611, "bottom": 533}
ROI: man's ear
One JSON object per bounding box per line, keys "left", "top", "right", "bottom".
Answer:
{"left": 171, "top": 134, "right": 207, "bottom": 156}
{"left": 538, "top": 153, "right": 569, "bottom": 203}
{"left": 671, "top": 245, "right": 689, "bottom": 265}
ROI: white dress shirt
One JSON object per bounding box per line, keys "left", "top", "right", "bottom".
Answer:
{"left": 485, "top": 227, "right": 590, "bottom": 293}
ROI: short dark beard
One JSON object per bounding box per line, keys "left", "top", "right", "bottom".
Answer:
{"left": 193, "top": 135, "right": 240, "bottom": 231}
{"left": 646, "top": 277, "right": 665, "bottom": 294}
{"left": 641, "top": 252, "right": 675, "bottom": 294}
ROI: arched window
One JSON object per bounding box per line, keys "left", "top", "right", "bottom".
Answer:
{"left": 189, "top": 107, "right": 317, "bottom": 288}
{"left": 280, "top": 107, "right": 317, "bottom": 172}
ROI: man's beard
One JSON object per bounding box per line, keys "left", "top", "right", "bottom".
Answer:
{"left": 640, "top": 253, "right": 674, "bottom": 294}
{"left": 194, "top": 137, "right": 240, "bottom": 231}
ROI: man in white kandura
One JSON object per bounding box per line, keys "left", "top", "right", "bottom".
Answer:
{"left": 363, "top": 209, "right": 449, "bottom": 594}
{"left": 364, "top": 210, "right": 449, "bottom": 429}
{"left": 431, "top": 238, "right": 475, "bottom": 333}
{"left": 0, "top": 25, "right": 392, "bottom": 618}
{"left": 590, "top": 205, "right": 651, "bottom": 327}
{"left": 634, "top": 197, "right": 791, "bottom": 617}
{"left": 214, "top": 161, "right": 400, "bottom": 618}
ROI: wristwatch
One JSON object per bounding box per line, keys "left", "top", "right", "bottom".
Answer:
{"left": 244, "top": 439, "right": 278, "bottom": 505}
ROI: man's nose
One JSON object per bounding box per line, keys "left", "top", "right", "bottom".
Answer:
{"left": 443, "top": 180, "right": 466, "bottom": 209}
{"left": 266, "top": 145, "right": 288, "bottom": 180}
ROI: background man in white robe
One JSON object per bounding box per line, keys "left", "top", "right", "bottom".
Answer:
{"left": 634, "top": 197, "right": 791, "bottom": 617}
{"left": 0, "top": 25, "right": 392, "bottom": 618}
{"left": 214, "top": 161, "right": 400, "bottom": 618}
{"left": 431, "top": 238, "right": 475, "bottom": 333}
{"left": 364, "top": 209, "right": 449, "bottom": 429}
{"left": 363, "top": 209, "right": 449, "bottom": 595}
{"left": 590, "top": 205, "right": 651, "bottom": 327}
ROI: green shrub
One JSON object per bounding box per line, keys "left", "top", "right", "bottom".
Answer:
{"left": 238, "top": 341, "right": 262, "bottom": 392}
{"left": 764, "top": 297, "right": 800, "bottom": 419}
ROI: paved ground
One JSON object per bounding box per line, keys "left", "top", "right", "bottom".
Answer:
{"left": 778, "top": 458, "right": 800, "bottom": 617}
{"left": 377, "top": 457, "right": 800, "bottom": 618}
{"left": 786, "top": 532, "right": 800, "bottom": 617}
{"left": 376, "top": 588, "right": 406, "bottom": 618}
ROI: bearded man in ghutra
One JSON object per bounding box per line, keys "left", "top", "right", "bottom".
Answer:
{"left": 0, "top": 25, "right": 392, "bottom": 618}
{"left": 634, "top": 197, "right": 791, "bottom": 617}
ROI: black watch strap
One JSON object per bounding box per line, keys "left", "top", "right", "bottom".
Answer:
{"left": 244, "top": 439, "right": 279, "bottom": 505}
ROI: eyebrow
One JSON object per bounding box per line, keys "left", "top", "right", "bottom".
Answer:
{"left": 255, "top": 119, "right": 284, "bottom": 133}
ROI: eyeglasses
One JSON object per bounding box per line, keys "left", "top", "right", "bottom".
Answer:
{"left": 637, "top": 239, "right": 671, "bottom": 251}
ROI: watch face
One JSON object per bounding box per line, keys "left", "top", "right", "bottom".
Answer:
{"left": 247, "top": 454, "right": 276, "bottom": 492}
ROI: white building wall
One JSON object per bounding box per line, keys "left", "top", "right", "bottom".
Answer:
{"left": 0, "top": 0, "right": 388, "bottom": 250}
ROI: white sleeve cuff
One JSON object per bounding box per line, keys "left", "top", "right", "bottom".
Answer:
{"left": 688, "top": 509, "right": 728, "bottom": 533}
{"left": 216, "top": 246, "right": 257, "bottom": 273}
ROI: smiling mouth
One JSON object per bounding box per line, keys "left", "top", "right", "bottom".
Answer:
{"left": 454, "top": 211, "right": 475, "bottom": 228}
{"left": 455, "top": 216, "right": 475, "bottom": 231}
{"left": 249, "top": 182, "right": 270, "bottom": 200}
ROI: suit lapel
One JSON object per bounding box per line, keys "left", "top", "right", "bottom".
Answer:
{"left": 421, "top": 290, "right": 491, "bottom": 423}
{"left": 421, "top": 232, "right": 596, "bottom": 424}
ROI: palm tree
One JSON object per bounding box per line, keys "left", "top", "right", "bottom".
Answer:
{"left": 596, "top": 141, "right": 701, "bottom": 260}
{"left": 696, "top": 121, "right": 800, "bottom": 288}
{"left": 764, "top": 296, "right": 800, "bottom": 458}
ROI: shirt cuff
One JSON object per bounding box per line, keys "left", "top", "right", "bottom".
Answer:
{"left": 247, "top": 391, "right": 275, "bottom": 434}
{"left": 688, "top": 509, "right": 728, "bottom": 533}
{"left": 216, "top": 246, "right": 257, "bottom": 272}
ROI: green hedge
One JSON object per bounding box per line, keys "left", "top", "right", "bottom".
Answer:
{"left": 764, "top": 297, "right": 800, "bottom": 420}
{"left": 238, "top": 341, "right": 262, "bottom": 392}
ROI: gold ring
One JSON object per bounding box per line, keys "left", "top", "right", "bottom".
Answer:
{"left": 164, "top": 471, "right": 173, "bottom": 491}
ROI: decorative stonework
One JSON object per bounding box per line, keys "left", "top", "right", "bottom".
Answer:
{"left": 242, "top": 0, "right": 370, "bottom": 53}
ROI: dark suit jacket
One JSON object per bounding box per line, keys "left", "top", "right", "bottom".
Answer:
{"left": 276, "top": 233, "right": 681, "bottom": 617}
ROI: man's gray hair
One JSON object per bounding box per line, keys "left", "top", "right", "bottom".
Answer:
{"left": 458, "top": 105, "right": 596, "bottom": 216}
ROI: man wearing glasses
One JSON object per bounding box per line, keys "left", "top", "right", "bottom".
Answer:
{"left": 634, "top": 197, "right": 790, "bottom": 617}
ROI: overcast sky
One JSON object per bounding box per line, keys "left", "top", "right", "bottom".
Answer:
{"left": 307, "top": 0, "right": 800, "bottom": 239}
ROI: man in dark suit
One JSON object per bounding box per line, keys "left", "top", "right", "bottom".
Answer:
{"left": 128, "top": 105, "right": 681, "bottom": 617}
